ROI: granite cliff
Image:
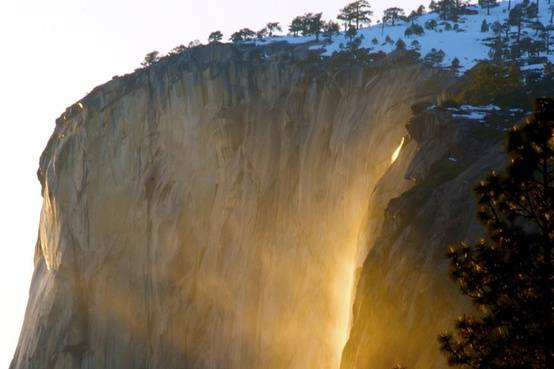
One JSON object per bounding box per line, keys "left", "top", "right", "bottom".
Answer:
{"left": 11, "top": 43, "right": 510, "bottom": 369}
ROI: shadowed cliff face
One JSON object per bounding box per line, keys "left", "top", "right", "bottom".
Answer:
{"left": 11, "top": 44, "right": 437, "bottom": 369}
{"left": 340, "top": 108, "right": 508, "bottom": 369}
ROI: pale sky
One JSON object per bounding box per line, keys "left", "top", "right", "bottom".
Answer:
{"left": 0, "top": 0, "right": 422, "bottom": 367}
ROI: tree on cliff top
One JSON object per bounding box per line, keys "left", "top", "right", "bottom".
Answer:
{"left": 439, "top": 98, "right": 554, "bottom": 368}
{"left": 289, "top": 16, "right": 304, "bottom": 36}
{"left": 230, "top": 28, "right": 256, "bottom": 42}
{"left": 208, "top": 31, "right": 223, "bottom": 43}
{"left": 338, "top": 1, "right": 373, "bottom": 30}
{"left": 141, "top": 51, "right": 160, "bottom": 67}
{"left": 288, "top": 13, "right": 324, "bottom": 40}
{"left": 266, "top": 22, "right": 282, "bottom": 37}
{"left": 323, "top": 20, "right": 341, "bottom": 42}
{"left": 307, "top": 13, "right": 324, "bottom": 40}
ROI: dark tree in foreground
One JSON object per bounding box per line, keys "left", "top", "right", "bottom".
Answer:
{"left": 440, "top": 98, "right": 554, "bottom": 369}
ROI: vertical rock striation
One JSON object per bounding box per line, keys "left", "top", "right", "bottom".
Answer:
{"left": 11, "top": 44, "right": 437, "bottom": 369}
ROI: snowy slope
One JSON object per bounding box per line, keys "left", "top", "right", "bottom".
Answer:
{"left": 256, "top": 1, "right": 554, "bottom": 71}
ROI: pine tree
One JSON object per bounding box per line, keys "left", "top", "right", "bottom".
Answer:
{"left": 289, "top": 16, "right": 304, "bottom": 36}
{"left": 352, "top": 0, "right": 373, "bottom": 29}
{"left": 256, "top": 28, "right": 268, "bottom": 39}
{"left": 450, "top": 57, "right": 461, "bottom": 73}
{"left": 338, "top": 1, "right": 373, "bottom": 30}
{"left": 481, "top": 19, "right": 490, "bottom": 32}
{"left": 266, "top": 22, "right": 282, "bottom": 37}
{"left": 383, "top": 7, "right": 405, "bottom": 26}
{"left": 424, "top": 48, "right": 445, "bottom": 65}
{"left": 338, "top": 3, "right": 355, "bottom": 31}
{"left": 187, "top": 39, "right": 201, "bottom": 48}
{"left": 323, "top": 20, "right": 341, "bottom": 42}
{"left": 479, "top": 0, "right": 498, "bottom": 15}
{"left": 395, "top": 37, "right": 407, "bottom": 50}
{"left": 307, "top": 12, "right": 324, "bottom": 40}
{"left": 141, "top": 51, "right": 160, "bottom": 67}
{"left": 208, "top": 31, "right": 223, "bottom": 43}
{"left": 425, "top": 19, "right": 438, "bottom": 30}
{"left": 230, "top": 28, "right": 255, "bottom": 42}
{"left": 408, "top": 10, "right": 419, "bottom": 25}
{"left": 288, "top": 13, "right": 322, "bottom": 38}
{"left": 437, "top": 0, "right": 459, "bottom": 20}
{"left": 345, "top": 25, "right": 359, "bottom": 43}
{"left": 439, "top": 98, "right": 554, "bottom": 369}
{"left": 168, "top": 44, "right": 186, "bottom": 55}
{"left": 509, "top": 5, "right": 524, "bottom": 42}
{"left": 336, "top": 26, "right": 370, "bottom": 66}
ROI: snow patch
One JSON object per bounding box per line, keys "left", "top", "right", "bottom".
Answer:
{"left": 256, "top": 1, "right": 554, "bottom": 71}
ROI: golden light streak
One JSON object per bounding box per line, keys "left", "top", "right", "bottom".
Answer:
{"left": 390, "top": 137, "right": 405, "bottom": 164}
{"left": 332, "top": 256, "right": 356, "bottom": 367}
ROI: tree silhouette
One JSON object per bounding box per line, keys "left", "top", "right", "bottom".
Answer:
{"left": 266, "top": 22, "right": 282, "bottom": 37}
{"left": 168, "top": 45, "right": 186, "bottom": 55}
{"left": 141, "top": 51, "right": 160, "bottom": 67}
{"left": 439, "top": 98, "right": 554, "bottom": 369}
{"left": 479, "top": 0, "right": 498, "bottom": 15}
{"left": 307, "top": 12, "right": 324, "bottom": 40}
{"left": 230, "top": 28, "right": 256, "bottom": 42}
{"left": 208, "top": 31, "right": 223, "bottom": 43}
{"left": 383, "top": 7, "right": 405, "bottom": 26}
{"left": 289, "top": 16, "right": 304, "bottom": 36}
{"left": 436, "top": 0, "right": 459, "bottom": 20}
{"left": 338, "top": 1, "right": 373, "bottom": 30}
{"left": 509, "top": 4, "right": 524, "bottom": 42}
{"left": 323, "top": 20, "right": 341, "bottom": 42}
{"left": 256, "top": 28, "right": 268, "bottom": 39}
{"left": 407, "top": 10, "right": 420, "bottom": 25}
{"left": 288, "top": 13, "right": 323, "bottom": 39}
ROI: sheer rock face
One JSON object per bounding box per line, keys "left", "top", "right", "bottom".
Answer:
{"left": 340, "top": 109, "right": 506, "bottom": 369}
{"left": 11, "top": 44, "right": 437, "bottom": 369}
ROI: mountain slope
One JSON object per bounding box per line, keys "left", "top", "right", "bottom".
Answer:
{"left": 261, "top": 1, "right": 554, "bottom": 71}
